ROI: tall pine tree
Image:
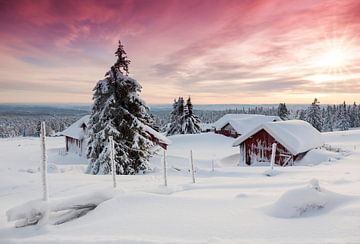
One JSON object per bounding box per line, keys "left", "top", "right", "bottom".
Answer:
{"left": 305, "top": 98, "right": 322, "bottom": 131}
{"left": 182, "top": 97, "right": 201, "bottom": 134}
{"left": 87, "top": 40, "right": 154, "bottom": 175}
{"left": 166, "top": 96, "right": 201, "bottom": 135}
{"left": 336, "top": 101, "right": 350, "bottom": 131}
{"left": 277, "top": 103, "right": 290, "bottom": 120}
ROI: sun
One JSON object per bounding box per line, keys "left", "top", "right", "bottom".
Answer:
{"left": 316, "top": 48, "right": 347, "bottom": 69}
{"left": 309, "top": 36, "right": 356, "bottom": 83}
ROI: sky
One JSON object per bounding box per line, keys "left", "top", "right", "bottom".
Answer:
{"left": 0, "top": 0, "right": 360, "bottom": 105}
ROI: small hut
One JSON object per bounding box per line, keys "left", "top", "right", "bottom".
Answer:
{"left": 59, "top": 115, "right": 90, "bottom": 156}
{"left": 232, "top": 120, "right": 324, "bottom": 166}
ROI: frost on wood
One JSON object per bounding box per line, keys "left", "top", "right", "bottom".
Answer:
{"left": 40, "top": 121, "right": 48, "bottom": 202}
{"left": 6, "top": 190, "right": 114, "bottom": 227}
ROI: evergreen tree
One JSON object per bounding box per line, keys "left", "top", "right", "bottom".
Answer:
{"left": 166, "top": 97, "right": 184, "bottom": 136}
{"left": 296, "top": 110, "right": 306, "bottom": 120}
{"left": 336, "top": 101, "right": 350, "bottom": 131}
{"left": 182, "top": 97, "right": 201, "bottom": 134}
{"left": 355, "top": 105, "right": 360, "bottom": 128}
{"left": 87, "top": 40, "right": 154, "bottom": 175}
{"left": 277, "top": 103, "right": 289, "bottom": 120}
{"left": 305, "top": 98, "right": 322, "bottom": 131}
{"left": 323, "top": 105, "right": 334, "bottom": 132}
{"left": 349, "top": 102, "right": 357, "bottom": 128}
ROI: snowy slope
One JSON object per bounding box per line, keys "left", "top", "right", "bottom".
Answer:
{"left": 0, "top": 132, "right": 359, "bottom": 243}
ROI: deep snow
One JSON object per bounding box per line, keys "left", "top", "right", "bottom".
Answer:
{"left": 0, "top": 131, "right": 360, "bottom": 243}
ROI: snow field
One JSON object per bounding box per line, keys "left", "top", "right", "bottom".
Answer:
{"left": 0, "top": 132, "right": 360, "bottom": 243}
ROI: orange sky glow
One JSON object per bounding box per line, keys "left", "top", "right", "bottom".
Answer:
{"left": 0, "top": 0, "right": 360, "bottom": 104}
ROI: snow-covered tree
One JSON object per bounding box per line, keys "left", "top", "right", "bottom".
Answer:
{"left": 87, "top": 40, "right": 154, "bottom": 175}
{"left": 277, "top": 103, "right": 289, "bottom": 120}
{"left": 166, "top": 97, "right": 201, "bottom": 135}
{"left": 182, "top": 97, "right": 201, "bottom": 134}
{"left": 305, "top": 98, "right": 322, "bottom": 131}
{"left": 322, "top": 106, "right": 334, "bottom": 132}
{"left": 336, "top": 102, "right": 350, "bottom": 131}
{"left": 166, "top": 97, "right": 184, "bottom": 136}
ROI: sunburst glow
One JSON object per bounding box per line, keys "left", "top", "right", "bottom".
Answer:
{"left": 316, "top": 48, "right": 348, "bottom": 69}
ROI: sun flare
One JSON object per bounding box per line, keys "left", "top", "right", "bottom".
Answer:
{"left": 316, "top": 48, "right": 348, "bottom": 69}
{"left": 309, "top": 36, "right": 356, "bottom": 84}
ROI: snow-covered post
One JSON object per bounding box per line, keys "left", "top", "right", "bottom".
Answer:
{"left": 163, "top": 149, "right": 168, "bottom": 187}
{"left": 211, "top": 159, "right": 215, "bottom": 172}
{"left": 270, "top": 143, "right": 277, "bottom": 170}
{"left": 190, "top": 150, "right": 195, "bottom": 183}
{"left": 40, "top": 121, "right": 48, "bottom": 202}
{"left": 109, "top": 136, "right": 116, "bottom": 188}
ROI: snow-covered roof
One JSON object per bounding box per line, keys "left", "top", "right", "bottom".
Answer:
{"left": 143, "top": 124, "right": 171, "bottom": 145}
{"left": 60, "top": 115, "right": 171, "bottom": 145}
{"left": 232, "top": 120, "right": 324, "bottom": 155}
{"left": 215, "top": 114, "right": 280, "bottom": 135}
{"left": 59, "top": 115, "right": 90, "bottom": 140}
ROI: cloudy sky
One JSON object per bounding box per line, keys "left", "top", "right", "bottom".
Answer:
{"left": 1, "top": 0, "right": 360, "bottom": 104}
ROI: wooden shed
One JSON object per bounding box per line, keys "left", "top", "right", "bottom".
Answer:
{"left": 232, "top": 120, "right": 324, "bottom": 166}
{"left": 60, "top": 115, "right": 90, "bottom": 156}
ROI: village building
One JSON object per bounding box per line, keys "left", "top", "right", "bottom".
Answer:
{"left": 59, "top": 115, "right": 171, "bottom": 156}
{"left": 214, "top": 114, "right": 280, "bottom": 138}
{"left": 232, "top": 120, "right": 324, "bottom": 166}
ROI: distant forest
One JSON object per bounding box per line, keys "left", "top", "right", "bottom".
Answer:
{"left": 1, "top": 101, "right": 359, "bottom": 138}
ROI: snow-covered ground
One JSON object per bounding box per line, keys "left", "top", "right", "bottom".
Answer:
{"left": 0, "top": 131, "right": 360, "bottom": 243}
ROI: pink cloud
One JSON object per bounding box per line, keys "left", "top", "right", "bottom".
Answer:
{"left": 0, "top": 0, "right": 359, "bottom": 104}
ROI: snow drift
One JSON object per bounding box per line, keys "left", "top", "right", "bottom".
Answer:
{"left": 267, "top": 179, "right": 350, "bottom": 218}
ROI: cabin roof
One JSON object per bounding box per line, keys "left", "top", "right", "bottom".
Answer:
{"left": 232, "top": 120, "right": 324, "bottom": 155}
{"left": 143, "top": 124, "right": 172, "bottom": 145}
{"left": 59, "top": 115, "right": 171, "bottom": 145}
{"left": 215, "top": 114, "right": 280, "bottom": 135}
{"left": 59, "top": 115, "right": 90, "bottom": 140}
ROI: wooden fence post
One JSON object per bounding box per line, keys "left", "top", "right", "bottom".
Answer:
{"left": 190, "top": 150, "right": 195, "bottom": 183}
{"left": 40, "top": 121, "right": 48, "bottom": 201}
{"left": 163, "top": 149, "right": 168, "bottom": 187}
{"left": 270, "top": 143, "right": 277, "bottom": 171}
{"left": 109, "top": 136, "right": 116, "bottom": 188}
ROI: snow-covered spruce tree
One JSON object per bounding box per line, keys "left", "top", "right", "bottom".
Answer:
{"left": 87, "top": 40, "right": 154, "bottom": 175}
{"left": 322, "top": 106, "right": 334, "bottom": 132}
{"left": 182, "top": 97, "right": 201, "bottom": 134}
{"left": 336, "top": 102, "right": 350, "bottom": 131}
{"left": 305, "top": 98, "right": 322, "bottom": 131}
{"left": 277, "top": 103, "right": 289, "bottom": 120}
{"left": 166, "top": 97, "right": 185, "bottom": 136}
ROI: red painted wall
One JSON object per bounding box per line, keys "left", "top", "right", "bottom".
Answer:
{"left": 242, "top": 129, "right": 294, "bottom": 166}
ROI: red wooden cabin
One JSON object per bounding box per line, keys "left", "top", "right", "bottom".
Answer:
{"left": 233, "top": 120, "right": 324, "bottom": 166}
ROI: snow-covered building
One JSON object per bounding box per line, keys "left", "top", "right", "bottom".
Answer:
{"left": 59, "top": 115, "right": 171, "bottom": 155}
{"left": 214, "top": 114, "right": 280, "bottom": 138}
{"left": 60, "top": 115, "right": 90, "bottom": 156}
{"left": 232, "top": 120, "right": 324, "bottom": 166}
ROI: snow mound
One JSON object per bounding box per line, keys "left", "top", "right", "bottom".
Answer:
{"left": 267, "top": 179, "right": 349, "bottom": 218}
{"left": 6, "top": 189, "right": 116, "bottom": 227}
{"left": 296, "top": 148, "right": 342, "bottom": 165}
{"left": 219, "top": 153, "right": 239, "bottom": 167}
